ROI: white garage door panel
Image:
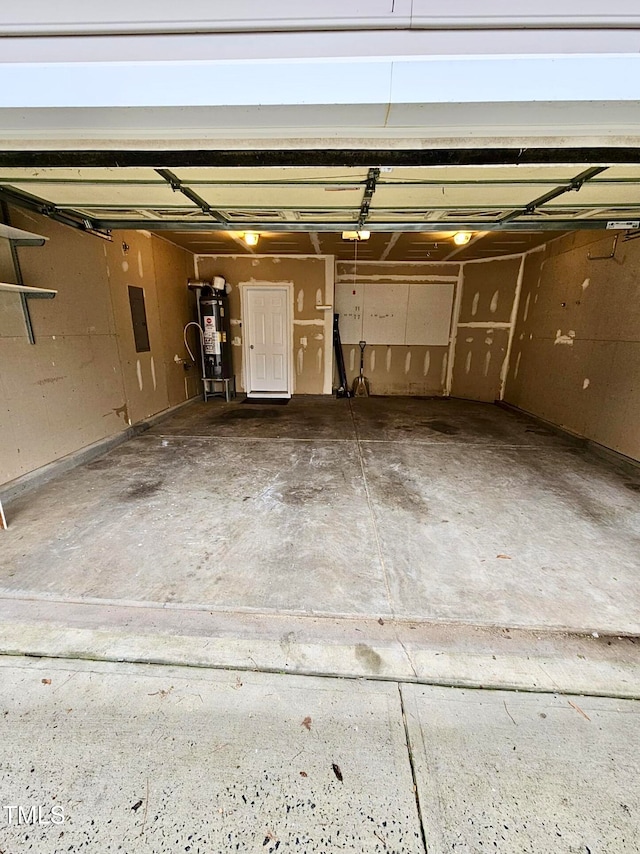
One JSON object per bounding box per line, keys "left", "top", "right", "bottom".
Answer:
{"left": 406, "top": 282, "right": 455, "bottom": 346}
{"left": 362, "top": 283, "right": 409, "bottom": 345}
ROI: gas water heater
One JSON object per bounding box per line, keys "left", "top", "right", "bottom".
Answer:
{"left": 186, "top": 277, "right": 234, "bottom": 400}
{"left": 199, "top": 280, "right": 233, "bottom": 380}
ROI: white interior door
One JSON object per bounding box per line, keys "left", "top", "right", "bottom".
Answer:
{"left": 245, "top": 286, "right": 290, "bottom": 395}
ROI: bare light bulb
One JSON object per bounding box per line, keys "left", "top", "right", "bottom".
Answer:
{"left": 341, "top": 230, "right": 370, "bottom": 241}
{"left": 453, "top": 231, "right": 472, "bottom": 246}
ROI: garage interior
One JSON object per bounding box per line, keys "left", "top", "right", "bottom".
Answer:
{"left": 3, "top": 6, "right": 640, "bottom": 849}
{"left": 1, "top": 156, "right": 639, "bottom": 674}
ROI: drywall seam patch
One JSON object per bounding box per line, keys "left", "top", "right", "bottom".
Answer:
{"left": 335, "top": 274, "right": 459, "bottom": 283}
{"left": 462, "top": 250, "right": 528, "bottom": 264}
{"left": 555, "top": 330, "right": 576, "bottom": 346}
{"left": 500, "top": 253, "right": 526, "bottom": 401}
{"left": 458, "top": 321, "right": 511, "bottom": 329}
{"left": 343, "top": 260, "right": 460, "bottom": 268}
{"left": 445, "top": 265, "right": 464, "bottom": 396}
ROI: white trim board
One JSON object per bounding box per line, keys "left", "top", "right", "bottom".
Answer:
{"left": 246, "top": 391, "right": 291, "bottom": 399}
{"left": 323, "top": 256, "right": 335, "bottom": 395}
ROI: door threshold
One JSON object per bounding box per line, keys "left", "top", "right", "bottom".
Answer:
{"left": 246, "top": 392, "right": 291, "bottom": 399}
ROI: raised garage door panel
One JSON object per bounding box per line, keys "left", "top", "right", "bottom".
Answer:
{"left": 405, "top": 282, "right": 455, "bottom": 346}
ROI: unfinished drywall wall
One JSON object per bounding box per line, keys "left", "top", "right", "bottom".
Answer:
{"left": 0, "top": 209, "right": 196, "bottom": 486}
{"left": 450, "top": 256, "right": 523, "bottom": 402}
{"left": 336, "top": 259, "right": 522, "bottom": 400}
{"left": 104, "top": 231, "right": 171, "bottom": 425}
{"left": 505, "top": 231, "right": 640, "bottom": 462}
{"left": 195, "top": 255, "right": 333, "bottom": 395}
{"left": 336, "top": 262, "right": 457, "bottom": 396}
{"left": 152, "top": 235, "right": 201, "bottom": 406}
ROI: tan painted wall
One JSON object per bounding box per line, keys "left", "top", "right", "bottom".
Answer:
{"left": 336, "top": 258, "right": 522, "bottom": 401}
{"left": 0, "top": 210, "right": 196, "bottom": 486}
{"left": 196, "top": 254, "right": 332, "bottom": 395}
{"left": 505, "top": 231, "right": 640, "bottom": 462}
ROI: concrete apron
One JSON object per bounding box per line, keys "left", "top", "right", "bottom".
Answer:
{"left": 0, "top": 598, "right": 638, "bottom": 699}
{"left": 0, "top": 656, "right": 638, "bottom": 854}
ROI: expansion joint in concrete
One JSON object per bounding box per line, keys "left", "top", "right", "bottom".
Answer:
{"left": 348, "top": 398, "right": 397, "bottom": 622}
{"left": 398, "top": 683, "right": 429, "bottom": 854}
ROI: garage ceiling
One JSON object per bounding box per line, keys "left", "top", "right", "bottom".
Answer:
{"left": 1, "top": 162, "right": 639, "bottom": 261}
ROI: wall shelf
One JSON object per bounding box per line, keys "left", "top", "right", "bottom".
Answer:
{"left": 0, "top": 220, "right": 53, "bottom": 344}
{"left": 0, "top": 223, "right": 49, "bottom": 246}
{"left": 0, "top": 281, "right": 57, "bottom": 298}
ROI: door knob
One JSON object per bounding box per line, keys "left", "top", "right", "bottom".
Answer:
{"left": 250, "top": 344, "right": 254, "bottom": 349}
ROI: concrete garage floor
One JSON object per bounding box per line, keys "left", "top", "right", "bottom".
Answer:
{"left": 2, "top": 399, "right": 640, "bottom": 852}
{"left": 0, "top": 656, "right": 638, "bottom": 854}
{"left": 2, "top": 396, "right": 639, "bottom": 635}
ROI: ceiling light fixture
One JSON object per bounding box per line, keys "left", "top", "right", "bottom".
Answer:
{"left": 243, "top": 231, "right": 260, "bottom": 247}
{"left": 453, "top": 231, "right": 472, "bottom": 246}
{"left": 341, "top": 230, "right": 370, "bottom": 241}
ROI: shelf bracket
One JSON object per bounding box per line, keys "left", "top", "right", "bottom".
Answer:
{"left": 1, "top": 204, "right": 51, "bottom": 344}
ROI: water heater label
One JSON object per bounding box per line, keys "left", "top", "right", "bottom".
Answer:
{"left": 203, "top": 316, "right": 221, "bottom": 354}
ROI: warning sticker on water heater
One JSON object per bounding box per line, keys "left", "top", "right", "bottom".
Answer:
{"left": 203, "top": 316, "right": 221, "bottom": 355}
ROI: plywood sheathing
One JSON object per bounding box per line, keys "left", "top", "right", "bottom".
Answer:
{"left": 505, "top": 230, "right": 640, "bottom": 462}
{"left": 1, "top": 208, "right": 197, "bottom": 486}
{"left": 195, "top": 255, "right": 331, "bottom": 395}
